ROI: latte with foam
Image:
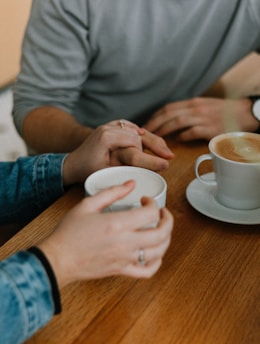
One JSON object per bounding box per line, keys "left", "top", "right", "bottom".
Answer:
{"left": 213, "top": 133, "right": 260, "bottom": 163}
{"left": 195, "top": 132, "right": 260, "bottom": 210}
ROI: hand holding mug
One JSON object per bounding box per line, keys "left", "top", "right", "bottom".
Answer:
{"left": 38, "top": 181, "right": 173, "bottom": 289}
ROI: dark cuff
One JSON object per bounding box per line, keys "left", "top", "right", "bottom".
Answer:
{"left": 28, "top": 246, "right": 62, "bottom": 315}
{"left": 248, "top": 95, "right": 260, "bottom": 102}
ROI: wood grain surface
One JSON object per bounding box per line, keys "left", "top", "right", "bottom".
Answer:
{"left": 1, "top": 138, "right": 259, "bottom": 344}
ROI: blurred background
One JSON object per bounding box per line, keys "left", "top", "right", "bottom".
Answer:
{"left": 0, "top": 0, "right": 31, "bottom": 161}
{"left": 0, "top": 0, "right": 260, "bottom": 161}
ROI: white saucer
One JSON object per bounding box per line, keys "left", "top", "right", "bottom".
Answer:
{"left": 186, "top": 173, "right": 260, "bottom": 225}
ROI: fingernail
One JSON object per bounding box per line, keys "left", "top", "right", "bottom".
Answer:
{"left": 123, "top": 180, "right": 135, "bottom": 187}
{"left": 138, "top": 128, "right": 145, "bottom": 135}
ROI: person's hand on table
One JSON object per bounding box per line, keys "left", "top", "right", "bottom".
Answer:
{"left": 63, "top": 120, "right": 174, "bottom": 185}
{"left": 37, "top": 181, "right": 174, "bottom": 289}
{"left": 110, "top": 128, "right": 174, "bottom": 172}
{"left": 144, "top": 97, "right": 259, "bottom": 142}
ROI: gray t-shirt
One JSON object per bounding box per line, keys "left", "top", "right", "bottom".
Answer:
{"left": 13, "top": 0, "right": 260, "bottom": 134}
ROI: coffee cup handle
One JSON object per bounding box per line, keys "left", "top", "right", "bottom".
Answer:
{"left": 195, "top": 154, "right": 216, "bottom": 186}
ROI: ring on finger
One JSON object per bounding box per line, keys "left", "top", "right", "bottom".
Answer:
{"left": 138, "top": 248, "right": 147, "bottom": 266}
{"left": 119, "top": 119, "right": 126, "bottom": 129}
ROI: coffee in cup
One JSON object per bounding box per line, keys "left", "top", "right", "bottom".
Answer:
{"left": 213, "top": 134, "right": 260, "bottom": 163}
{"left": 195, "top": 132, "right": 260, "bottom": 210}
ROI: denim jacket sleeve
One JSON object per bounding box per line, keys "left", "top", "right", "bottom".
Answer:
{"left": 0, "top": 154, "right": 67, "bottom": 224}
{"left": 0, "top": 251, "right": 56, "bottom": 344}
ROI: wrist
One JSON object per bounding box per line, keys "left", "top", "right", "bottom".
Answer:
{"left": 28, "top": 246, "right": 62, "bottom": 314}
{"left": 62, "top": 150, "right": 89, "bottom": 186}
{"left": 62, "top": 153, "right": 76, "bottom": 186}
{"left": 37, "top": 240, "right": 74, "bottom": 289}
{"left": 63, "top": 127, "right": 95, "bottom": 186}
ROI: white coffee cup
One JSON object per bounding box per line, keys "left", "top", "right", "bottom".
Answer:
{"left": 84, "top": 166, "right": 167, "bottom": 212}
{"left": 195, "top": 132, "right": 260, "bottom": 210}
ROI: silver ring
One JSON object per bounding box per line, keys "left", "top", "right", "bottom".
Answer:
{"left": 138, "top": 248, "right": 146, "bottom": 266}
{"left": 119, "top": 119, "right": 126, "bottom": 129}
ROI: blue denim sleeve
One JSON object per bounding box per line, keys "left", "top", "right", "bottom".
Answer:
{"left": 0, "top": 251, "right": 55, "bottom": 344}
{"left": 0, "top": 154, "right": 67, "bottom": 224}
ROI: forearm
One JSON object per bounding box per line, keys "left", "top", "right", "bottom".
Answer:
{"left": 22, "top": 106, "right": 94, "bottom": 153}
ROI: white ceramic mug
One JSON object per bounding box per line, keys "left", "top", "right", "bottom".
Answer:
{"left": 84, "top": 166, "right": 167, "bottom": 212}
{"left": 195, "top": 132, "right": 260, "bottom": 210}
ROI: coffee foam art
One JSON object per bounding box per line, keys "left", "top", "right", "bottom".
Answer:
{"left": 220, "top": 98, "right": 260, "bottom": 164}
{"left": 234, "top": 137, "right": 260, "bottom": 163}
{"left": 213, "top": 135, "right": 260, "bottom": 163}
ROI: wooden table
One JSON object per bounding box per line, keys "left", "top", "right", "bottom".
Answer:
{"left": 1, "top": 138, "right": 259, "bottom": 344}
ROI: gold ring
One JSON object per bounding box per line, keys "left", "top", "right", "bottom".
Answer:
{"left": 119, "top": 119, "right": 126, "bottom": 129}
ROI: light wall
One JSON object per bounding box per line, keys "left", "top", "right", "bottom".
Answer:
{"left": 0, "top": 0, "right": 32, "bottom": 87}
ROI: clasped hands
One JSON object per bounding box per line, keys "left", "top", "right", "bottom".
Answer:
{"left": 65, "top": 96, "right": 258, "bottom": 186}
{"left": 64, "top": 120, "right": 174, "bottom": 185}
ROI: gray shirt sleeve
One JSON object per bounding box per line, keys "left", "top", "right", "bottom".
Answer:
{"left": 13, "top": 0, "right": 260, "bottom": 134}
{"left": 13, "top": 0, "right": 90, "bottom": 135}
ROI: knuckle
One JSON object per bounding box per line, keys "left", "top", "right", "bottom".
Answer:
{"left": 164, "top": 103, "right": 174, "bottom": 113}
{"left": 128, "top": 154, "right": 141, "bottom": 166}
{"left": 98, "top": 125, "right": 111, "bottom": 141}
{"left": 189, "top": 126, "right": 202, "bottom": 136}
{"left": 134, "top": 135, "right": 143, "bottom": 147}
{"left": 115, "top": 241, "right": 127, "bottom": 256}
{"left": 156, "top": 136, "right": 166, "bottom": 145}
{"left": 137, "top": 135, "right": 143, "bottom": 144}
{"left": 143, "top": 269, "right": 155, "bottom": 279}
{"left": 98, "top": 124, "right": 108, "bottom": 133}
{"left": 196, "top": 105, "right": 208, "bottom": 116}
{"left": 105, "top": 218, "right": 120, "bottom": 234}
{"left": 189, "top": 97, "right": 200, "bottom": 107}
{"left": 174, "top": 115, "right": 186, "bottom": 126}
{"left": 157, "top": 229, "right": 169, "bottom": 243}
{"left": 150, "top": 134, "right": 165, "bottom": 146}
